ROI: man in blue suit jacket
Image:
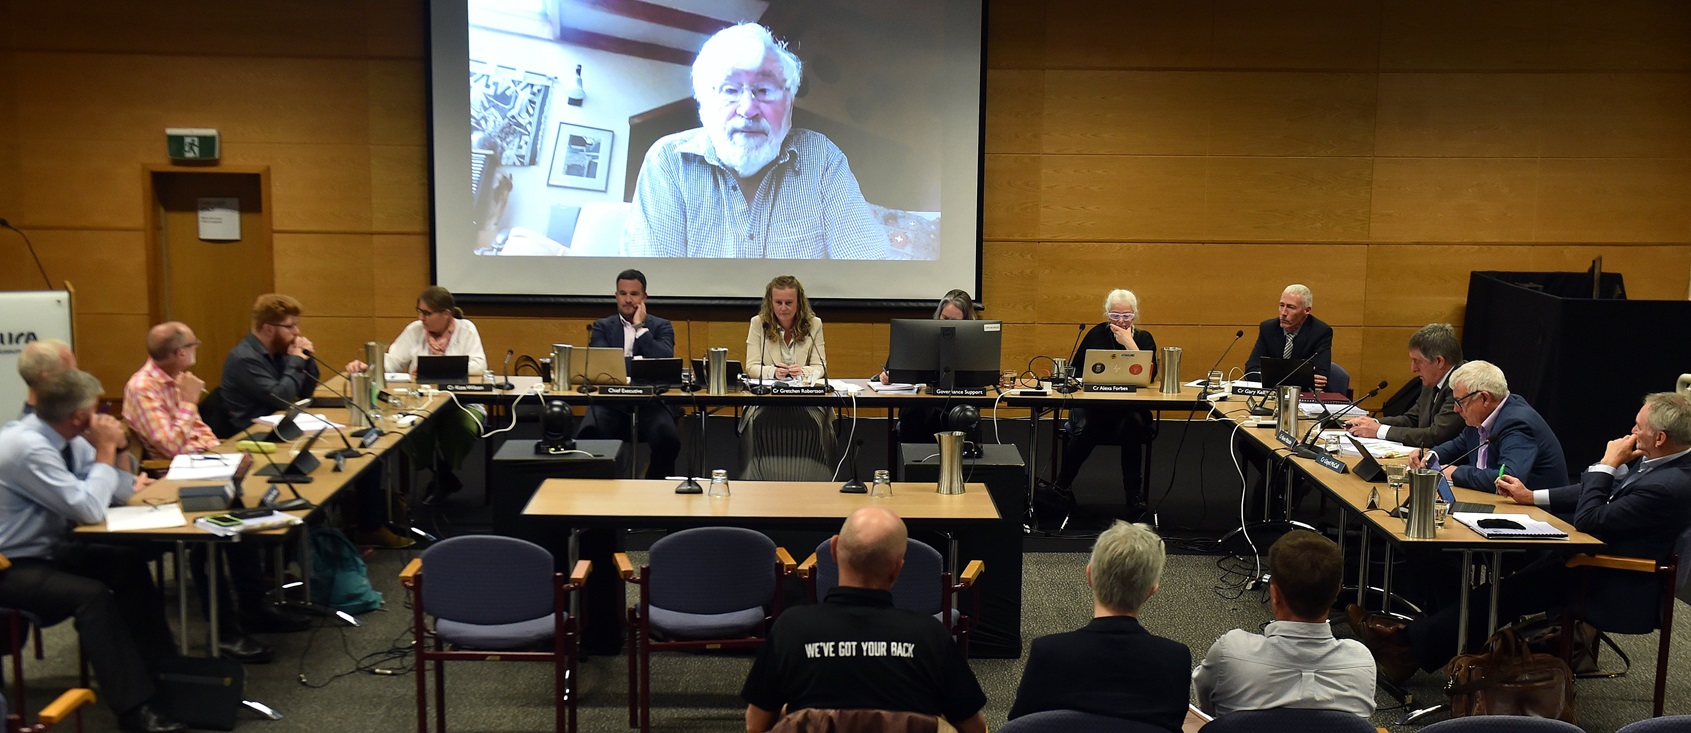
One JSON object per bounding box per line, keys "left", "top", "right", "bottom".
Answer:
{"left": 1243, "top": 284, "right": 1333, "bottom": 390}
{"left": 1415, "top": 360, "right": 1567, "bottom": 491}
{"left": 576, "top": 270, "right": 679, "bottom": 478}
{"left": 1353, "top": 392, "right": 1691, "bottom": 683}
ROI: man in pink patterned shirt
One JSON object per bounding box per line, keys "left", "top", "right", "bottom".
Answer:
{"left": 122, "top": 322, "right": 218, "bottom": 459}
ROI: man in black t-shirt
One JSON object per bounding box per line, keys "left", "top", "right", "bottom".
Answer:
{"left": 741, "top": 507, "right": 987, "bottom": 732}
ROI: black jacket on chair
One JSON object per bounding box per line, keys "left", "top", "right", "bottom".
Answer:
{"left": 1008, "top": 616, "right": 1191, "bottom": 732}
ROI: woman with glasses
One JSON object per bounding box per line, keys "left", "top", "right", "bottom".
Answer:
{"left": 346, "top": 286, "right": 486, "bottom": 504}
{"left": 879, "top": 288, "right": 977, "bottom": 443}
{"left": 1052, "top": 289, "right": 1158, "bottom": 518}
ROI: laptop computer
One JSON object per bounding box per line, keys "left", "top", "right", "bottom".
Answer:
{"left": 1080, "top": 349, "right": 1155, "bottom": 387}
{"left": 1261, "top": 357, "right": 1316, "bottom": 391}
{"left": 628, "top": 357, "right": 683, "bottom": 387}
{"left": 415, "top": 355, "right": 471, "bottom": 384}
{"left": 566, "top": 346, "right": 628, "bottom": 386}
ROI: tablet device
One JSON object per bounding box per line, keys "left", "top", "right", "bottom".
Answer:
{"left": 1261, "top": 357, "right": 1316, "bottom": 391}
{"left": 1345, "top": 435, "right": 1388, "bottom": 483}
{"left": 628, "top": 357, "right": 683, "bottom": 386}
{"left": 415, "top": 354, "right": 471, "bottom": 384}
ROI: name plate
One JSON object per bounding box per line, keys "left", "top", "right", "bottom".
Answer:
{"left": 1276, "top": 430, "right": 1299, "bottom": 448}
{"left": 771, "top": 385, "right": 830, "bottom": 396}
{"left": 603, "top": 385, "right": 657, "bottom": 396}
{"left": 1233, "top": 385, "right": 1273, "bottom": 397}
{"left": 440, "top": 383, "right": 493, "bottom": 393}
{"left": 929, "top": 387, "right": 988, "bottom": 397}
{"left": 1082, "top": 384, "right": 1139, "bottom": 393}
{"left": 1314, "top": 452, "right": 1349, "bottom": 474}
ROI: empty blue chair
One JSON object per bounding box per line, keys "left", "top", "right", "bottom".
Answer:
{"left": 1000, "top": 709, "right": 1170, "bottom": 732}
{"left": 1420, "top": 715, "right": 1585, "bottom": 732}
{"left": 798, "top": 537, "right": 983, "bottom": 656}
{"left": 1203, "top": 708, "right": 1377, "bottom": 732}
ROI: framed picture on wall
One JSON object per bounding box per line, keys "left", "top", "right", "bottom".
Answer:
{"left": 547, "top": 123, "right": 614, "bottom": 191}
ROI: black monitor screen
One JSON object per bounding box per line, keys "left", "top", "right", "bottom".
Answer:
{"left": 887, "top": 319, "right": 1002, "bottom": 389}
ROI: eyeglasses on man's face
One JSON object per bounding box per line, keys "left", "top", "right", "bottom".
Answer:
{"left": 713, "top": 82, "right": 786, "bottom": 106}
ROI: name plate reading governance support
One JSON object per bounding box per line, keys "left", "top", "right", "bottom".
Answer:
{"left": 928, "top": 387, "right": 988, "bottom": 397}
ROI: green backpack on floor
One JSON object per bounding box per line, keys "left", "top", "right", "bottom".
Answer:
{"left": 309, "top": 527, "right": 384, "bottom": 614}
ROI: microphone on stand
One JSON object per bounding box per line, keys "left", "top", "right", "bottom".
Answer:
{"left": 0, "top": 219, "right": 52, "bottom": 288}
{"left": 1247, "top": 350, "right": 1323, "bottom": 417}
{"left": 299, "top": 352, "right": 385, "bottom": 443}
{"left": 804, "top": 337, "right": 832, "bottom": 393}
{"left": 1292, "top": 380, "right": 1387, "bottom": 460}
{"left": 1052, "top": 324, "right": 1085, "bottom": 394}
{"left": 840, "top": 439, "right": 867, "bottom": 493}
{"left": 576, "top": 324, "right": 596, "bottom": 394}
{"left": 681, "top": 317, "right": 702, "bottom": 392}
{"left": 1197, "top": 329, "right": 1246, "bottom": 399}
{"left": 746, "top": 319, "right": 772, "bottom": 396}
{"left": 494, "top": 349, "right": 515, "bottom": 391}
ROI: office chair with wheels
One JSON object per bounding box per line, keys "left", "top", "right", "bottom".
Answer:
{"left": 999, "top": 710, "right": 1167, "bottom": 732}
{"left": 1327, "top": 362, "right": 1352, "bottom": 398}
{"left": 401, "top": 535, "right": 588, "bottom": 733}
{"left": 3, "top": 686, "right": 95, "bottom": 733}
{"left": 796, "top": 538, "right": 983, "bottom": 656}
{"left": 1559, "top": 527, "right": 1688, "bottom": 717}
{"left": 1419, "top": 715, "right": 1585, "bottom": 732}
{"left": 617, "top": 527, "right": 794, "bottom": 733}
{"left": 739, "top": 407, "right": 837, "bottom": 481}
{"left": 1618, "top": 715, "right": 1691, "bottom": 733}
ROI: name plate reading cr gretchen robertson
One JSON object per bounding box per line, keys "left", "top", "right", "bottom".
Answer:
{"left": 602, "top": 385, "right": 657, "bottom": 396}
{"left": 770, "top": 385, "right": 831, "bottom": 396}
{"left": 1082, "top": 384, "right": 1139, "bottom": 393}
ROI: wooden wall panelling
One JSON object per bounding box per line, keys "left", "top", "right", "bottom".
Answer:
{"left": 1373, "top": 73, "right": 1546, "bottom": 157}
{"left": 1040, "top": 71, "right": 1209, "bottom": 156}
{"left": 981, "top": 154, "right": 1041, "bottom": 241}
{"left": 1203, "top": 157, "right": 1373, "bottom": 241}
{"left": 1037, "top": 155, "right": 1207, "bottom": 241}
{"left": 274, "top": 233, "right": 377, "bottom": 317}
{"left": 1208, "top": 0, "right": 1382, "bottom": 70}
{"left": 6, "top": 2, "right": 379, "bottom": 57}
{"left": 15, "top": 141, "right": 158, "bottom": 229}
{"left": 74, "top": 313, "right": 152, "bottom": 400}
{"left": 1369, "top": 158, "right": 1540, "bottom": 242}
{"left": 305, "top": 316, "right": 379, "bottom": 371}
{"left": 1537, "top": 73, "right": 1691, "bottom": 159}
{"left": 1034, "top": 242, "right": 1369, "bottom": 327}
{"left": 979, "top": 241, "right": 1039, "bottom": 322}
{"left": 1205, "top": 72, "right": 1376, "bottom": 157}
{"left": 984, "top": 0, "right": 1048, "bottom": 70}
{"left": 983, "top": 70, "right": 1044, "bottom": 155}
{"left": 371, "top": 234, "right": 431, "bottom": 315}
{"left": 1378, "top": 0, "right": 1549, "bottom": 70}
{"left": 1534, "top": 159, "right": 1691, "bottom": 243}
{"left": 1358, "top": 325, "right": 1421, "bottom": 411}
{"left": 367, "top": 60, "right": 428, "bottom": 146}
{"left": 1542, "top": 0, "right": 1691, "bottom": 71}
{"left": 7, "top": 230, "right": 150, "bottom": 314}
{"left": 369, "top": 145, "right": 430, "bottom": 233}
{"left": 1038, "top": 0, "right": 1214, "bottom": 70}
{"left": 230, "top": 143, "right": 374, "bottom": 233}
{"left": 366, "top": 0, "right": 428, "bottom": 59}
{"left": 0, "top": 46, "right": 17, "bottom": 217}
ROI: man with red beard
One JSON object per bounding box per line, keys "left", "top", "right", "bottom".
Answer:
{"left": 622, "top": 23, "right": 887, "bottom": 260}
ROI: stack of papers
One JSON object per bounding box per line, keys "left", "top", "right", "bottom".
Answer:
{"left": 868, "top": 381, "right": 918, "bottom": 393}
{"left": 1325, "top": 432, "right": 1413, "bottom": 459}
{"left": 104, "top": 504, "right": 187, "bottom": 531}
{"left": 194, "top": 511, "right": 304, "bottom": 537}
{"left": 1297, "top": 402, "right": 1366, "bottom": 419}
{"left": 1453, "top": 512, "right": 1568, "bottom": 540}
{"left": 164, "top": 453, "right": 242, "bottom": 481}
{"left": 253, "top": 413, "right": 345, "bottom": 431}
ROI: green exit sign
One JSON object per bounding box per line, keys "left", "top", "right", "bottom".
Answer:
{"left": 166, "top": 128, "right": 220, "bottom": 161}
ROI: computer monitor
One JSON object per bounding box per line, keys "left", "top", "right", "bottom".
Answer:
{"left": 886, "top": 319, "right": 1003, "bottom": 389}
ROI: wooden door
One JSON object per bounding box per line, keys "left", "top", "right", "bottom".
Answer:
{"left": 146, "top": 167, "right": 273, "bottom": 390}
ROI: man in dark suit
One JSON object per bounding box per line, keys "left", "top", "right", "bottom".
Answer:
{"left": 1352, "top": 392, "right": 1691, "bottom": 682}
{"left": 1345, "top": 323, "right": 1466, "bottom": 448}
{"left": 1412, "top": 360, "right": 1567, "bottom": 491}
{"left": 1009, "top": 521, "right": 1191, "bottom": 730}
{"left": 1243, "top": 283, "right": 1333, "bottom": 391}
{"left": 576, "top": 269, "right": 680, "bottom": 478}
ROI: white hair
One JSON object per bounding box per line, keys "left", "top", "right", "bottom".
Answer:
{"left": 1451, "top": 360, "right": 1510, "bottom": 400}
{"left": 1089, "top": 521, "right": 1165, "bottom": 614}
{"left": 691, "top": 23, "right": 802, "bottom": 102}
{"left": 1283, "top": 284, "right": 1313, "bottom": 309}
{"left": 1103, "top": 289, "right": 1140, "bottom": 318}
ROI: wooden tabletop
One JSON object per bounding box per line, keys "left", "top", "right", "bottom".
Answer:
{"left": 74, "top": 395, "right": 446, "bottom": 539}
{"left": 524, "top": 479, "right": 1000, "bottom": 526}
{"left": 1234, "top": 423, "right": 1603, "bottom": 550}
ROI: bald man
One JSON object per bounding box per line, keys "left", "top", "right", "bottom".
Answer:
{"left": 122, "top": 322, "right": 217, "bottom": 459}
{"left": 17, "top": 338, "right": 75, "bottom": 416}
{"left": 741, "top": 508, "right": 987, "bottom": 732}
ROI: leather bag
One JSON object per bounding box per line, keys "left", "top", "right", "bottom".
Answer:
{"left": 1443, "top": 625, "right": 1576, "bottom": 723}
{"left": 1512, "top": 612, "right": 1630, "bottom": 678}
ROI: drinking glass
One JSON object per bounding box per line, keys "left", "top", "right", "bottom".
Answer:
{"left": 870, "top": 469, "right": 893, "bottom": 498}
{"left": 708, "top": 469, "right": 731, "bottom": 498}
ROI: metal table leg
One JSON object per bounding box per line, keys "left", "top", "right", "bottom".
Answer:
{"left": 1455, "top": 549, "right": 1474, "bottom": 653}
{"left": 1487, "top": 551, "right": 1503, "bottom": 637}
{"left": 206, "top": 542, "right": 220, "bottom": 655}
{"left": 1357, "top": 528, "right": 1370, "bottom": 607}
{"left": 175, "top": 541, "right": 190, "bottom": 656}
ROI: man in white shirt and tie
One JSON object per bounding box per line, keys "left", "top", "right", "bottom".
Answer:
{"left": 577, "top": 269, "right": 680, "bottom": 478}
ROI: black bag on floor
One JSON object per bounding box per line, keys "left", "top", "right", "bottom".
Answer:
{"left": 156, "top": 655, "right": 244, "bottom": 731}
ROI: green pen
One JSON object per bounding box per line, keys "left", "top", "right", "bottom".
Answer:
{"left": 1497, "top": 463, "right": 1507, "bottom": 479}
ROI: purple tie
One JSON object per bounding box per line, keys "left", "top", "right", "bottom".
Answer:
{"left": 1475, "top": 427, "right": 1490, "bottom": 470}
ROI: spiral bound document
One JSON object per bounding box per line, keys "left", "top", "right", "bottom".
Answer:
{"left": 1453, "top": 512, "right": 1568, "bottom": 540}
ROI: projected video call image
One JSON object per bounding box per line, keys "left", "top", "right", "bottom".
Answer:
{"left": 463, "top": 2, "right": 952, "bottom": 262}
{"left": 432, "top": 0, "right": 980, "bottom": 300}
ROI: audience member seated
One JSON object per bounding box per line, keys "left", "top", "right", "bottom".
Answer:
{"left": 1008, "top": 521, "right": 1190, "bottom": 731}
{"left": 346, "top": 285, "right": 487, "bottom": 502}
{"left": 1344, "top": 323, "right": 1465, "bottom": 448}
{"left": 742, "top": 507, "right": 987, "bottom": 733}
{"left": 1352, "top": 392, "right": 1691, "bottom": 684}
{"left": 0, "top": 371, "right": 185, "bottom": 733}
{"left": 878, "top": 288, "right": 976, "bottom": 444}
{"left": 1243, "top": 283, "right": 1332, "bottom": 391}
{"left": 1409, "top": 360, "right": 1567, "bottom": 491}
{"left": 574, "top": 269, "right": 681, "bottom": 479}
{"left": 1194, "top": 530, "right": 1375, "bottom": 718}
{"left": 16, "top": 338, "right": 75, "bottom": 417}
{"left": 1051, "top": 289, "right": 1157, "bottom": 516}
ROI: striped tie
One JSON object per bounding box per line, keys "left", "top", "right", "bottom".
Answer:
{"left": 1282, "top": 333, "right": 1294, "bottom": 359}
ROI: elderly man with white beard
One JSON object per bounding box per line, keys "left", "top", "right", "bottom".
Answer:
{"left": 621, "top": 23, "right": 888, "bottom": 260}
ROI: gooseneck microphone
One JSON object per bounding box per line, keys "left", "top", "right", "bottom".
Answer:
{"left": 1053, "top": 324, "right": 1086, "bottom": 394}
{"left": 1293, "top": 379, "right": 1388, "bottom": 459}
{"left": 1248, "top": 350, "right": 1324, "bottom": 416}
{"left": 494, "top": 349, "right": 515, "bottom": 391}
{"left": 746, "top": 318, "right": 772, "bottom": 396}
{"left": 0, "top": 219, "right": 51, "bottom": 288}
{"left": 840, "top": 438, "right": 867, "bottom": 493}
{"left": 1197, "top": 329, "right": 1246, "bottom": 399}
{"left": 298, "top": 353, "right": 383, "bottom": 441}
{"left": 804, "top": 337, "right": 833, "bottom": 393}
{"left": 577, "top": 325, "right": 596, "bottom": 394}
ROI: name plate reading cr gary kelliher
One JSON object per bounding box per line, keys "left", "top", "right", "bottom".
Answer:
{"left": 1314, "top": 452, "right": 1349, "bottom": 474}
{"left": 770, "top": 385, "right": 830, "bottom": 395}
{"left": 602, "top": 385, "right": 657, "bottom": 396}
{"left": 1232, "top": 385, "right": 1274, "bottom": 397}
{"left": 1082, "top": 384, "right": 1139, "bottom": 393}
{"left": 928, "top": 387, "right": 988, "bottom": 397}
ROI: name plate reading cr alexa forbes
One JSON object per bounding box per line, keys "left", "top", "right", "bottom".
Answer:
{"left": 1082, "top": 384, "right": 1139, "bottom": 393}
